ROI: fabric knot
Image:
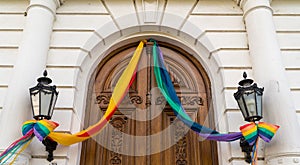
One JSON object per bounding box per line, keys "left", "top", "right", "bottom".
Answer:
{"left": 22, "top": 120, "right": 59, "bottom": 141}
{"left": 240, "top": 122, "right": 279, "bottom": 145}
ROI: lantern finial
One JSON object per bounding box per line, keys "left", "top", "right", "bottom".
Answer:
{"left": 37, "top": 70, "right": 52, "bottom": 85}
{"left": 43, "top": 70, "right": 48, "bottom": 77}
{"left": 243, "top": 72, "right": 247, "bottom": 79}
{"left": 238, "top": 72, "right": 253, "bottom": 86}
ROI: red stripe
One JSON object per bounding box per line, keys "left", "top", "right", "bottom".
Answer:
{"left": 77, "top": 60, "right": 139, "bottom": 138}
{"left": 240, "top": 123, "right": 255, "bottom": 130}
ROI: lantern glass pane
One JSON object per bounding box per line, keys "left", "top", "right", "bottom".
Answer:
{"left": 237, "top": 97, "right": 247, "bottom": 118}
{"left": 243, "top": 91, "right": 256, "bottom": 117}
{"left": 31, "top": 92, "right": 40, "bottom": 117}
{"left": 40, "top": 90, "right": 52, "bottom": 117}
{"left": 256, "top": 93, "right": 262, "bottom": 117}
{"left": 49, "top": 93, "right": 58, "bottom": 117}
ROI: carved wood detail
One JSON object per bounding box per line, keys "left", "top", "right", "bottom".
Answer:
{"left": 109, "top": 117, "right": 127, "bottom": 165}
{"left": 155, "top": 96, "right": 203, "bottom": 105}
{"left": 173, "top": 120, "right": 189, "bottom": 165}
{"left": 96, "top": 94, "right": 143, "bottom": 105}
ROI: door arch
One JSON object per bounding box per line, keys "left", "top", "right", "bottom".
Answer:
{"left": 80, "top": 41, "right": 218, "bottom": 165}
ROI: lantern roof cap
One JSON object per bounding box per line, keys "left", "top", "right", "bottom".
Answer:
{"left": 238, "top": 72, "right": 254, "bottom": 86}
{"left": 37, "top": 70, "right": 52, "bottom": 85}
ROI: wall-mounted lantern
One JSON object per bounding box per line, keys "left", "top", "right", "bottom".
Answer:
{"left": 234, "top": 72, "right": 264, "bottom": 163}
{"left": 29, "top": 70, "right": 58, "bottom": 162}
{"left": 234, "top": 72, "right": 264, "bottom": 122}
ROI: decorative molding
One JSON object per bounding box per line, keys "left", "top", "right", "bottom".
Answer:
{"left": 96, "top": 94, "right": 110, "bottom": 105}
{"left": 96, "top": 94, "right": 143, "bottom": 105}
{"left": 168, "top": 67, "right": 185, "bottom": 87}
{"left": 142, "top": 0, "right": 159, "bottom": 23}
{"left": 126, "top": 95, "right": 143, "bottom": 105}
{"left": 155, "top": 96, "right": 203, "bottom": 106}
{"left": 181, "top": 96, "right": 203, "bottom": 106}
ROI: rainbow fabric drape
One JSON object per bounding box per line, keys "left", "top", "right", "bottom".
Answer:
{"left": 151, "top": 40, "right": 243, "bottom": 141}
{"left": 0, "top": 40, "right": 279, "bottom": 165}
{"left": 151, "top": 40, "right": 279, "bottom": 165}
{"left": 0, "top": 120, "right": 58, "bottom": 164}
{"left": 0, "top": 41, "right": 146, "bottom": 164}
{"left": 48, "top": 40, "right": 146, "bottom": 145}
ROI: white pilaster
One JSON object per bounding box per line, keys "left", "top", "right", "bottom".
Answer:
{"left": 240, "top": 0, "right": 300, "bottom": 164}
{"left": 0, "top": 0, "right": 60, "bottom": 163}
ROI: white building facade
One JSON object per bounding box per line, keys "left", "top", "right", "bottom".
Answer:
{"left": 0, "top": 0, "right": 300, "bottom": 164}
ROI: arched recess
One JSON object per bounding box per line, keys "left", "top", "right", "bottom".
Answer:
{"left": 69, "top": 13, "right": 229, "bottom": 165}
{"left": 79, "top": 41, "right": 219, "bottom": 165}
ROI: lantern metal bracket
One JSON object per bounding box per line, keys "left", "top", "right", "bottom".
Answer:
{"left": 240, "top": 137, "right": 253, "bottom": 164}
{"left": 42, "top": 137, "right": 58, "bottom": 162}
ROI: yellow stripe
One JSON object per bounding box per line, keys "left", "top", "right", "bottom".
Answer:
{"left": 48, "top": 41, "right": 146, "bottom": 146}
{"left": 9, "top": 138, "right": 33, "bottom": 165}
{"left": 23, "top": 120, "right": 36, "bottom": 125}
{"left": 258, "top": 122, "right": 278, "bottom": 133}
{"left": 242, "top": 126, "right": 257, "bottom": 136}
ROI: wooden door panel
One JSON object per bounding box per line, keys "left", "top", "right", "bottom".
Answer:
{"left": 80, "top": 42, "right": 218, "bottom": 165}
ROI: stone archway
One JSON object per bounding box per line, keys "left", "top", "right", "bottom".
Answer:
{"left": 80, "top": 41, "right": 218, "bottom": 165}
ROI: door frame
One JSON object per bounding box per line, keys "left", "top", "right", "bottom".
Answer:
{"left": 80, "top": 40, "right": 219, "bottom": 164}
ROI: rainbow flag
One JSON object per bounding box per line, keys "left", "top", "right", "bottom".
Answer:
{"left": 240, "top": 122, "right": 279, "bottom": 145}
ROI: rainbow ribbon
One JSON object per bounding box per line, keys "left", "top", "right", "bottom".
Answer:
{"left": 47, "top": 40, "right": 146, "bottom": 145}
{"left": 0, "top": 40, "right": 279, "bottom": 164}
{"left": 0, "top": 40, "right": 145, "bottom": 164}
{"left": 0, "top": 120, "right": 58, "bottom": 164}
{"left": 240, "top": 122, "right": 279, "bottom": 164}
{"left": 152, "top": 40, "right": 243, "bottom": 141}
{"left": 22, "top": 120, "right": 59, "bottom": 141}
{"left": 151, "top": 40, "right": 279, "bottom": 164}
{"left": 240, "top": 122, "right": 279, "bottom": 146}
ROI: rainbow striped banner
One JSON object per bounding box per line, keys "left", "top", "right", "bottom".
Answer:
{"left": 240, "top": 122, "right": 279, "bottom": 145}
{"left": 0, "top": 40, "right": 279, "bottom": 165}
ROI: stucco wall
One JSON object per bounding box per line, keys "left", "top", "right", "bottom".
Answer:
{"left": 0, "top": 0, "right": 299, "bottom": 164}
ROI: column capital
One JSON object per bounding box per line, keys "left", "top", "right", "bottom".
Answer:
{"left": 235, "top": 0, "right": 273, "bottom": 7}
{"left": 235, "top": 0, "right": 273, "bottom": 18}
{"left": 26, "top": 0, "right": 63, "bottom": 17}
{"left": 235, "top": 0, "right": 273, "bottom": 19}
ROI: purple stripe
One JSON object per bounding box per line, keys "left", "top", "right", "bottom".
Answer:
{"left": 258, "top": 133, "right": 271, "bottom": 143}
{"left": 198, "top": 132, "right": 243, "bottom": 141}
{"left": 34, "top": 128, "right": 44, "bottom": 141}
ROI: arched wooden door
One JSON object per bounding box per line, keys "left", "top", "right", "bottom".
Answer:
{"left": 80, "top": 42, "right": 218, "bottom": 165}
